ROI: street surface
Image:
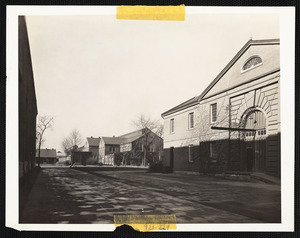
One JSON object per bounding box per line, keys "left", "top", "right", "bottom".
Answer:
{"left": 20, "top": 167, "right": 281, "bottom": 224}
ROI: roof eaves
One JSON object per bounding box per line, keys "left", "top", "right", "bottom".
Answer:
{"left": 118, "top": 129, "right": 143, "bottom": 138}
{"left": 121, "top": 135, "right": 144, "bottom": 144}
{"left": 161, "top": 98, "right": 200, "bottom": 118}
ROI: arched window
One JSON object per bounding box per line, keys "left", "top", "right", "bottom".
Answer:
{"left": 245, "top": 110, "right": 266, "bottom": 138}
{"left": 242, "top": 56, "right": 262, "bottom": 72}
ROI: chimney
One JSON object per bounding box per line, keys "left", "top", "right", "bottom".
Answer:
{"left": 113, "top": 136, "right": 115, "bottom": 138}
{"left": 91, "top": 136, "right": 93, "bottom": 138}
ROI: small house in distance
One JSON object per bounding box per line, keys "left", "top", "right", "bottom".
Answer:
{"left": 85, "top": 136, "right": 101, "bottom": 162}
{"left": 119, "top": 128, "right": 163, "bottom": 166}
{"left": 99, "top": 136, "right": 123, "bottom": 165}
{"left": 70, "top": 146, "right": 93, "bottom": 166}
{"left": 36, "top": 148, "right": 57, "bottom": 164}
{"left": 56, "top": 151, "right": 70, "bottom": 165}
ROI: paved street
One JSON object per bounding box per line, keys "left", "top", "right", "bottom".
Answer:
{"left": 20, "top": 167, "right": 281, "bottom": 224}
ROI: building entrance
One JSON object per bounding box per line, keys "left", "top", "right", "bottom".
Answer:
{"left": 243, "top": 109, "right": 267, "bottom": 172}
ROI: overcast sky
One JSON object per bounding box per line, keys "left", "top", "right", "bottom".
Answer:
{"left": 25, "top": 12, "right": 279, "bottom": 151}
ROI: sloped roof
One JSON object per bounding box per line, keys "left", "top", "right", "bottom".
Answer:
{"left": 119, "top": 130, "right": 144, "bottom": 144}
{"left": 36, "top": 148, "right": 56, "bottom": 158}
{"left": 102, "top": 137, "right": 126, "bottom": 145}
{"left": 101, "top": 129, "right": 148, "bottom": 145}
{"left": 198, "top": 39, "right": 280, "bottom": 100}
{"left": 86, "top": 137, "right": 101, "bottom": 147}
{"left": 119, "top": 129, "right": 143, "bottom": 138}
{"left": 161, "top": 96, "right": 200, "bottom": 118}
{"left": 161, "top": 39, "right": 280, "bottom": 118}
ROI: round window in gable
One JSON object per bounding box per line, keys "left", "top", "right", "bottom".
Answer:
{"left": 242, "top": 56, "right": 262, "bottom": 72}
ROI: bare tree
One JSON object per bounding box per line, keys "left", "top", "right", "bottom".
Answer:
{"left": 132, "top": 114, "right": 163, "bottom": 166}
{"left": 61, "top": 129, "right": 83, "bottom": 154}
{"left": 61, "top": 137, "right": 72, "bottom": 154}
{"left": 36, "top": 115, "right": 54, "bottom": 167}
{"left": 194, "top": 100, "right": 243, "bottom": 173}
{"left": 36, "top": 130, "right": 45, "bottom": 150}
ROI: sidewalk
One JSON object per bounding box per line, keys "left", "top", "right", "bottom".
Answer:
{"left": 251, "top": 172, "right": 281, "bottom": 185}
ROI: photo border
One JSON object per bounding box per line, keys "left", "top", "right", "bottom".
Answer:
{"left": 4, "top": 3, "right": 296, "bottom": 234}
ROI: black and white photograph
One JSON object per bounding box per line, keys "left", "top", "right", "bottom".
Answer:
{"left": 6, "top": 6, "right": 294, "bottom": 232}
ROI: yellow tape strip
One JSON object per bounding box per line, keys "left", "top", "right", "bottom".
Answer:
{"left": 116, "top": 5, "right": 185, "bottom": 21}
{"left": 114, "top": 214, "right": 177, "bottom": 232}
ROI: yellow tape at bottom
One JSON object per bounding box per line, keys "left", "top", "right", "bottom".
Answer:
{"left": 116, "top": 5, "right": 185, "bottom": 21}
{"left": 114, "top": 214, "right": 177, "bottom": 232}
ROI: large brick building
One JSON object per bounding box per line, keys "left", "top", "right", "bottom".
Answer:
{"left": 162, "top": 39, "right": 280, "bottom": 177}
{"left": 19, "top": 16, "right": 38, "bottom": 178}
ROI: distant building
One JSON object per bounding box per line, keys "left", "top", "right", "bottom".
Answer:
{"left": 162, "top": 39, "right": 280, "bottom": 177}
{"left": 19, "top": 16, "right": 38, "bottom": 178}
{"left": 85, "top": 137, "right": 101, "bottom": 157}
{"left": 62, "top": 144, "right": 94, "bottom": 166}
{"left": 99, "top": 136, "right": 123, "bottom": 165}
{"left": 56, "top": 151, "right": 70, "bottom": 164}
{"left": 99, "top": 128, "right": 163, "bottom": 166}
{"left": 36, "top": 149, "right": 57, "bottom": 164}
{"left": 119, "top": 128, "right": 163, "bottom": 166}
{"left": 71, "top": 146, "right": 93, "bottom": 166}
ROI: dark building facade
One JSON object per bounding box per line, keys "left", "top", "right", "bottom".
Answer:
{"left": 36, "top": 148, "right": 57, "bottom": 164}
{"left": 19, "top": 16, "right": 38, "bottom": 178}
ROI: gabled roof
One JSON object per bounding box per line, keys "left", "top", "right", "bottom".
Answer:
{"left": 36, "top": 148, "right": 56, "bottom": 158}
{"left": 161, "top": 39, "right": 280, "bottom": 118}
{"left": 198, "top": 39, "right": 280, "bottom": 100}
{"left": 86, "top": 137, "right": 101, "bottom": 147}
{"left": 100, "top": 128, "right": 160, "bottom": 146}
{"left": 119, "top": 129, "right": 144, "bottom": 144}
{"left": 102, "top": 137, "right": 126, "bottom": 145}
{"left": 119, "top": 128, "right": 143, "bottom": 138}
{"left": 161, "top": 96, "right": 200, "bottom": 118}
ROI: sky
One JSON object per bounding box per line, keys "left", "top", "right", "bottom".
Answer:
{"left": 25, "top": 11, "right": 279, "bottom": 151}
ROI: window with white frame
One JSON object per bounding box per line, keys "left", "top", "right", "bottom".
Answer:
{"left": 242, "top": 56, "right": 262, "bottom": 72}
{"left": 170, "top": 118, "right": 174, "bottom": 133}
{"left": 189, "top": 144, "right": 194, "bottom": 163}
{"left": 211, "top": 103, "right": 217, "bottom": 123}
{"left": 188, "top": 112, "right": 194, "bottom": 129}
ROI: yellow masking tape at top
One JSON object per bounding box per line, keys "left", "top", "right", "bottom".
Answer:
{"left": 114, "top": 214, "right": 177, "bottom": 232}
{"left": 116, "top": 5, "right": 185, "bottom": 21}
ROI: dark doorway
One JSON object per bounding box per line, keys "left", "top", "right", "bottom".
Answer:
{"left": 246, "top": 147, "right": 254, "bottom": 172}
{"left": 170, "top": 147, "right": 174, "bottom": 169}
{"left": 243, "top": 109, "right": 267, "bottom": 173}
{"left": 254, "top": 140, "right": 266, "bottom": 172}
